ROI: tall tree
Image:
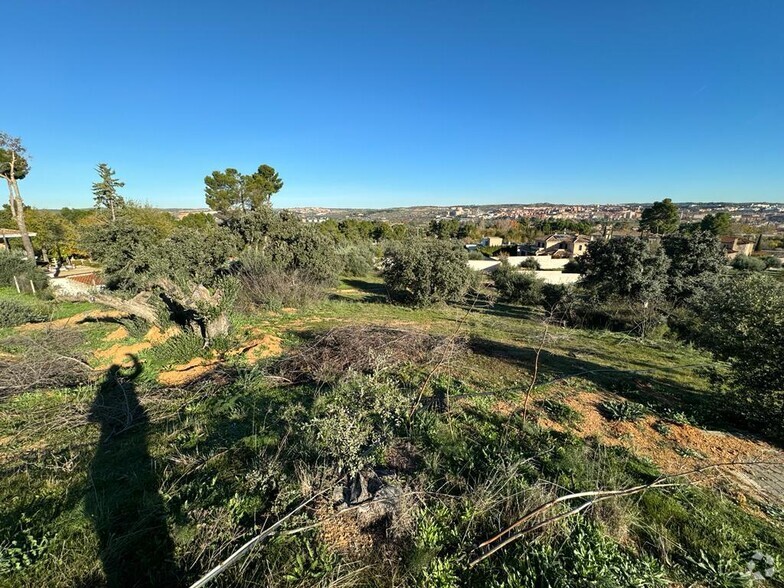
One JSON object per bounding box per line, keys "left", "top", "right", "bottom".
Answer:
{"left": 92, "top": 163, "right": 125, "bottom": 221}
{"left": 699, "top": 212, "right": 731, "bottom": 236}
{"left": 661, "top": 231, "right": 726, "bottom": 302}
{"left": 204, "top": 164, "right": 283, "bottom": 213}
{"left": 0, "top": 133, "right": 36, "bottom": 259}
{"left": 639, "top": 198, "right": 679, "bottom": 235}
{"left": 245, "top": 164, "right": 283, "bottom": 210}
{"left": 579, "top": 237, "right": 670, "bottom": 304}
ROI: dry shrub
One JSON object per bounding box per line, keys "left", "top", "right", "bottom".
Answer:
{"left": 275, "top": 325, "right": 466, "bottom": 384}
{"left": 0, "top": 329, "right": 92, "bottom": 396}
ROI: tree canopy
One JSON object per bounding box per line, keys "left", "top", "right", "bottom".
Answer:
{"left": 699, "top": 212, "right": 732, "bottom": 236}
{"left": 639, "top": 198, "right": 679, "bottom": 235}
{"left": 205, "top": 164, "right": 283, "bottom": 213}
{"left": 579, "top": 237, "right": 669, "bottom": 304}
{"left": 92, "top": 164, "right": 125, "bottom": 221}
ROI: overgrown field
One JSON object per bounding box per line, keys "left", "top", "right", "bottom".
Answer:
{"left": 1, "top": 277, "right": 783, "bottom": 587}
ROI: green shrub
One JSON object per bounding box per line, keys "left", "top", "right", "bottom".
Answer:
{"left": 304, "top": 371, "right": 409, "bottom": 473}
{"left": 518, "top": 257, "right": 541, "bottom": 270}
{"left": 541, "top": 283, "right": 570, "bottom": 312}
{"left": 147, "top": 332, "right": 208, "bottom": 367}
{"left": 382, "top": 239, "right": 474, "bottom": 306}
{"left": 337, "top": 243, "right": 375, "bottom": 277}
{"left": 0, "top": 298, "right": 47, "bottom": 327}
{"left": 0, "top": 251, "right": 48, "bottom": 293}
{"left": 539, "top": 398, "right": 583, "bottom": 426}
{"left": 236, "top": 227, "right": 341, "bottom": 310}
{"left": 692, "top": 272, "right": 784, "bottom": 439}
{"left": 492, "top": 262, "right": 544, "bottom": 306}
{"left": 600, "top": 400, "right": 647, "bottom": 422}
{"left": 731, "top": 255, "right": 766, "bottom": 272}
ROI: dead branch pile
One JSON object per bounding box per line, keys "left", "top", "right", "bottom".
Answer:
{"left": 275, "top": 325, "right": 467, "bottom": 384}
{"left": 0, "top": 328, "right": 94, "bottom": 397}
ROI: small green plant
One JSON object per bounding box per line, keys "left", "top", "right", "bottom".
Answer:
{"left": 653, "top": 421, "right": 671, "bottom": 436}
{"left": 282, "top": 536, "right": 339, "bottom": 584}
{"left": 0, "top": 516, "right": 53, "bottom": 575}
{"left": 147, "top": 332, "right": 208, "bottom": 367}
{"left": 600, "top": 400, "right": 647, "bottom": 422}
{"left": 662, "top": 408, "right": 694, "bottom": 426}
{"left": 539, "top": 398, "right": 583, "bottom": 426}
{"left": 0, "top": 298, "right": 47, "bottom": 327}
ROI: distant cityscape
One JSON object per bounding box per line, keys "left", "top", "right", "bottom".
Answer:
{"left": 283, "top": 201, "right": 784, "bottom": 228}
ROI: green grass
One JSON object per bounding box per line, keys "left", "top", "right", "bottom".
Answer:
{"left": 1, "top": 275, "right": 782, "bottom": 586}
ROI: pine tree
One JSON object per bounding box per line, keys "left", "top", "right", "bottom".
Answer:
{"left": 92, "top": 163, "right": 125, "bottom": 222}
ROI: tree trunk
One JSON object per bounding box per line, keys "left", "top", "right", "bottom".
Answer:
{"left": 89, "top": 291, "right": 161, "bottom": 325}
{"left": 83, "top": 284, "right": 230, "bottom": 347}
{"left": 10, "top": 181, "right": 35, "bottom": 259}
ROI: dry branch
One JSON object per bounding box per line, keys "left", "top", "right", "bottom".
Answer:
{"left": 469, "top": 459, "right": 784, "bottom": 568}
{"left": 275, "top": 325, "right": 466, "bottom": 385}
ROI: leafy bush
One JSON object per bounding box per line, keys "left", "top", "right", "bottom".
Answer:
{"left": 382, "top": 239, "right": 474, "bottom": 306}
{"left": 467, "top": 250, "right": 485, "bottom": 260}
{"left": 541, "top": 283, "right": 570, "bottom": 312}
{"left": 337, "top": 243, "right": 375, "bottom": 276}
{"left": 0, "top": 251, "right": 48, "bottom": 292}
{"left": 304, "top": 371, "right": 409, "bottom": 473}
{"left": 662, "top": 231, "right": 726, "bottom": 302}
{"left": 236, "top": 251, "right": 332, "bottom": 311}
{"left": 146, "top": 333, "right": 208, "bottom": 368}
{"left": 492, "top": 261, "right": 544, "bottom": 306}
{"left": 563, "top": 259, "right": 581, "bottom": 273}
{"left": 600, "top": 400, "right": 647, "bottom": 422}
{"left": 557, "top": 295, "right": 667, "bottom": 338}
{"left": 0, "top": 298, "right": 47, "bottom": 327}
{"left": 539, "top": 398, "right": 583, "bottom": 426}
{"left": 518, "top": 257, "right": 541, "bottom": 270}
{"left": 731, "top": 255, "right": 766, "bottom": 272}
{"left": 692, "top": 272, "right": 784, "bottom": 438}
{"left": 580, "top": 237, "right": 669, "bottom": 304}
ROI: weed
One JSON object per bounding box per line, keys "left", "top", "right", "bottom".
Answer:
{"left": 539, "top": 398, "right": 583, "bottom": 426}
{"left": 662, "top": 408, "right": 694, "bottom": 426}
{"left": 652, "top": 421, "right": 671, "bottom": 436}
{"left": 600, "top": 400, "right": 647, "bottom": 422}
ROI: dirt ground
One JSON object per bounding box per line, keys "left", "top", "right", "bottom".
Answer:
{"left": 527, "top": 390, "right": 784, "bottom": 508}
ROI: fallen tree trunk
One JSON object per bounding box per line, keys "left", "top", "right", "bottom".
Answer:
{"left": 75, "top": 282, "right": 231, "bottom": 347}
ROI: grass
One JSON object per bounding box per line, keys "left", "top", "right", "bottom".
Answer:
{"left": 1, "top": 276, "right": 783, "bottom": 586}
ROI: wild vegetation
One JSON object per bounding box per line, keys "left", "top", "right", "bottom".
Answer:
{"left": 0, "top": 146, "right": 783, "bottom": 587}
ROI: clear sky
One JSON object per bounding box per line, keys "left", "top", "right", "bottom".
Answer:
{"left": 4, "top": 0, "right": 784, "bottom": 209}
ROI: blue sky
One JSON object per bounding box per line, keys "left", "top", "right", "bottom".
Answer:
{"left": 4, "top": 0, "right": 784, "bottom": 208}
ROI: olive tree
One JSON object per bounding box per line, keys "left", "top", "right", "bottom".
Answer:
{"left": 661, "top": 231, "right": 726, "bottom": 303}
{"left": 579, "top": 237, "right": 669, "bottom": 305}
{"left": 693, "top": 273, "right": 784, "bottom": 438}
{"left": 83, "top": 211, "right": 241, "bottom": 345}
{"left": 382, "top": 239, "right": 473, "bottom": 306}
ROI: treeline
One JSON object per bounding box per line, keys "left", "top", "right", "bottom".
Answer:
{"left": 426, "top": 217, "right": 599, "bottom": 242}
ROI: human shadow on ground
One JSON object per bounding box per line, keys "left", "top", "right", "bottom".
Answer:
{"left": 85, "top": 356, "right": 180, "bottom": 587}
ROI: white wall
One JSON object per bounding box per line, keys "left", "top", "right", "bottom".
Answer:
{"left": 503, "top": 256, "right": 570, "bottom": 270}
{"left": 467, "top": 260, "right": 581, "bottom": 284}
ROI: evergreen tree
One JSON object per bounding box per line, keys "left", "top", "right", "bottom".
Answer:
{"left": 92, "top": 163, "right": 125, "bottom": 221}
{"left": 639, "top": 198, "right": 679, "bottom": 235}
{"left": 205, "top": 164, "right": 283, "bottom": 213}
